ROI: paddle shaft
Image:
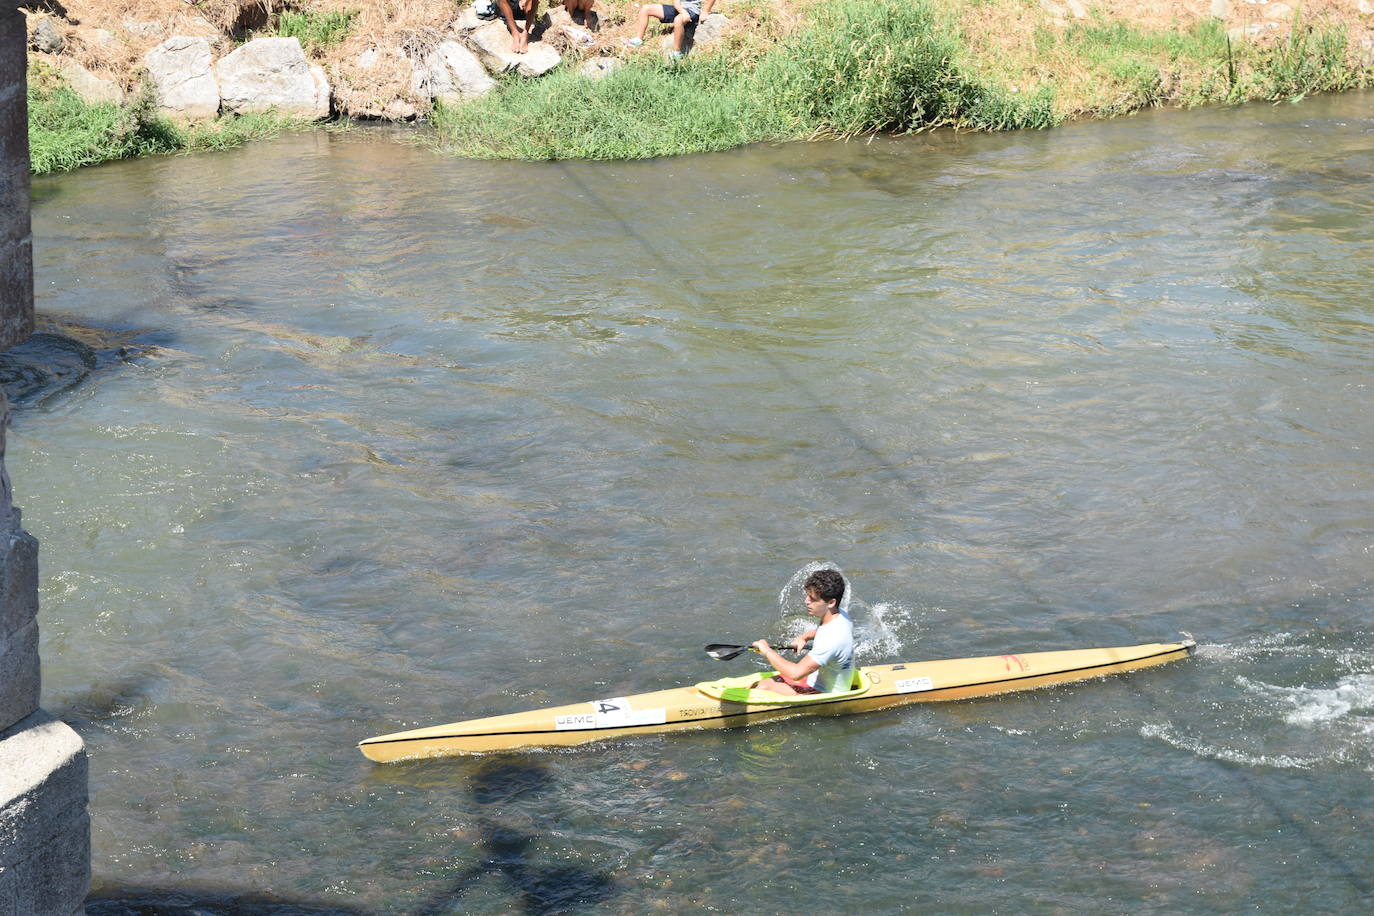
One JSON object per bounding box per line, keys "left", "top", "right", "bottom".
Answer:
{"left": 704, "top": 642, "right": 814, "bottom": 661}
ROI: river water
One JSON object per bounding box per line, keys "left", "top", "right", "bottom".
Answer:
{"left": 15, "top": 92, "right": 1374, "bottom": 913}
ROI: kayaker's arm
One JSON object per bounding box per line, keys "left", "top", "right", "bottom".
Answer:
{"left": 790, "top": 628, "right": 818, "bottom": 653}
{"left": 753, "top": 641, "right": 820, "bottom": 683}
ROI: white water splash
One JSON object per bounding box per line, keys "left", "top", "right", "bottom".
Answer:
{"left": 854, "top": 600, "right": 912, "bottom": 658}
{"left": 1196, "top": 634, "right": 1374, "bottom": 671}
{"left": 1237, "top": 673, "right": 1374, "bottom": 726}
{"left": 776, "top": 560, "right": 851, "bottom": 617}
{"left": 1143, "top": 633, "right": 1374, "bottom": 772}
{"left": 775, "top": 562, "right": 914, "bottom": 659}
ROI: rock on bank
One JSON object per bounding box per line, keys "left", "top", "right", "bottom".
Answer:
{"left": 22, "top": 0, "right": 741, "bottom": 122}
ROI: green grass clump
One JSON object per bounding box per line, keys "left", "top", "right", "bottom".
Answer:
{"left": 1253, "top": 18, "right": 1363, "bottom": 101}
{"left": 434, "top": 53, "right": 782, "bottom": 160}
{"left": 755, "top": 0, "right": 1054, "bottom": 134}
{"left": 272, "top": 9, "right": 359, "bottom": 53}
{"left": 433, "top": 0, "right": 1053, "bottom": 159}
{"left": 1035, "top": 14, "right": 1369, "bottom": 115}
{"left": 27, "top": 65, "right": 315, "bottom": 175}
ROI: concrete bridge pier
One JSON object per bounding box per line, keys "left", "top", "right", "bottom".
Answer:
{"left": 0, "top": 4, "right": 92, "bottom": 913}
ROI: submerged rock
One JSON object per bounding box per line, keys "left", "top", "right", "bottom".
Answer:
{"left": 0, "top": 334, "right": 96, "bottom": 407}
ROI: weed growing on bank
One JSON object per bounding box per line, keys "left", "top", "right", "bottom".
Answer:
{"left": 432, "top": 0, "right": 1054, "bottom": 159}
{"left": 755, "top": 0, "right": 1055, "bottom": 134}
{"left": 27, "top": 66, "right": 315, "bottom": 175}
{"left": 272, "top": 9, "right": 360, "bottom": 53}
{"left": 964, "top": 12, "right": 1369, "bottom": 118}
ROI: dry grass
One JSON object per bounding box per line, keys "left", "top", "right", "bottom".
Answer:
{"left": 319, "top": 0, "right": 454, "bottom": 117}
{"left": 24, "top": 0, "right": 228, "bottom": 88}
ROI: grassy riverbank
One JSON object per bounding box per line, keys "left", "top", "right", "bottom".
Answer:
{"left": 24, "top": 0, "right": 1374, "bottom": 170}
{"left": 433, "top": 0, "right": 1371, "bottom": 159}
{"left": 433, "top": 0, "right": 1057, "bottom": 159}
{"left": 26, "top": 64, "right": 313, "bottom": 174}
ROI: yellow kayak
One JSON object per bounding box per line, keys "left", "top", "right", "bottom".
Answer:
{"left": 358, "top": 640, "right": 1194, "bottom": 762}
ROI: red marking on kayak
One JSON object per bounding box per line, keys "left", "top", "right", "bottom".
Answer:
{"left": 1001, "top": 655, "right": 1028, "bottom": 671}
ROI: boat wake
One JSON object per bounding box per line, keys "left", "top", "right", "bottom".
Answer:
{"left": 1140, "top": 632, "right": 1374, "bottom": 772}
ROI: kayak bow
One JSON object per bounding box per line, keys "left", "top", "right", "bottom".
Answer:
{"left": 358, "top": 640, "right": 1193, "bottom": 762}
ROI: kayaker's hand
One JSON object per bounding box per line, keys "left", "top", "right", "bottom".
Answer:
{"left": 789, "top": 636, "right": 808, "bottom": 653}
{"left": 752, "top": 639, "right": 771, "bottom": 654}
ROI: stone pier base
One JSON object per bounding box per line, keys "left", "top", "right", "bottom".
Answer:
{"left": 1, "top": 3, "right": 91, "bottom": 913}
{"left": 0, "top": 711, "right": 90, "bottom": 915}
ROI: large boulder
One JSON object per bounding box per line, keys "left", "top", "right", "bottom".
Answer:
{"left": 57, "top": 60, "right": 125, "bottom": 106}
{"left": 216, "top": 37, "right": 331, "bottom": 120}
{"left": 412, "top": 41, "right": 497, "bottom": 104}
{"left": 690, "top": 13, "right": 731, "bottom": 47}
{"left": 452, "top": 6, "right": 488, "bottom": 32}
{"left": 665, "top": 13, "right": 730, "bottom": 55}
{"left": 465, "top": 20, "right": 561, "bottom": 76}
{"left": 144, "top": 36, "right": 220, "bottom": 121}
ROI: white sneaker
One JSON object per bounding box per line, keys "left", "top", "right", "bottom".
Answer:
{"left": 622, "top": 37, "right": 642, "bottom": 47}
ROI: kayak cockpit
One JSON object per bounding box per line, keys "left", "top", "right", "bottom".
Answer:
{"left": 694, "top": 669, "right": 873, "bottom": 705}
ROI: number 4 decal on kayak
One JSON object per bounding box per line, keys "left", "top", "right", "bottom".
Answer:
{"left": 591, "top": 697, "right": 667, "bottom": 729}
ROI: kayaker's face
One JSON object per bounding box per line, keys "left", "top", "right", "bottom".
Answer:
{"left": 804, "top": 589, "right": 836, "bottom": 618}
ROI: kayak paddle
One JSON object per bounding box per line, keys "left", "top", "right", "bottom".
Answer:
{"left": 704, "top": 642, "right": 813, "bottom": 661}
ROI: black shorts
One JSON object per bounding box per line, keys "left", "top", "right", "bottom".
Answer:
{"left": 662, "top": 6, "right": 701, "bottom": 24}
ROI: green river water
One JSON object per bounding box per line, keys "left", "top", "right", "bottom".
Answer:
{"left": 12, "top": 92, "right": 1374, "bottom": 912}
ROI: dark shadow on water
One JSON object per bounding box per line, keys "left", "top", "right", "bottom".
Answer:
{"left": 86, "top": 887, "right": 365, "bottom": 915}
{"left": 86, "top": 758, "right": 614, "bottom": 916}
{"left": 415, "top": 758, "right": 616, "bottom": 916}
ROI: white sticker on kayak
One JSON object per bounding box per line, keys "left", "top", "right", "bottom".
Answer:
{"left": 554, "top": 712, "right": 597, "bottom": 730}
{"left": 555, "top": 699, "right": 666, "bottom": 731}
{"left": 895, "top": 676, "right": 933, "bottom": 694}
{"left": 592, "top": 697, "right": 667, "bottom": 729}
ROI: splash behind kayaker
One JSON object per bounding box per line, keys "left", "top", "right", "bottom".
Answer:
{"left": 752, "top": 568, "right": 855, "bottom": 696}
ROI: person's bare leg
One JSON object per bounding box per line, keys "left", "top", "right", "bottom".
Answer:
{"left": 753, "top": 676, "right": 801, "bottom": 696}
{"left": 635, "top": 4, "right": 664, "bottom": 42}
{"left": 672, "top": 14, "right": 687, "bottom": 53}
{"left": 496, "top": 0, "right": 527, "bottom": 53}
{"left": 525, "top": 0, "right": 541, "bottom": 45}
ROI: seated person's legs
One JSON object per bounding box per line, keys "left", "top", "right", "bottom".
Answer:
{"left": 627, "top": 4, "right": 670, "bottom": 44}
{"left": 753, "top": 674, "right": 820, "bottom": 696}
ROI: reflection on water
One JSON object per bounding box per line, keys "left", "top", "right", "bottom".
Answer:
{"left": 15, "top": 92, "right": 1374, "bottom": 913}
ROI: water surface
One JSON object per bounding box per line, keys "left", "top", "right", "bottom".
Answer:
{"left": 18, "top": 93, "right": 1374, "bottom": 912}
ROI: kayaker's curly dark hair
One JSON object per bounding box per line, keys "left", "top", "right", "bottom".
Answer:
{"left": 804, "top": 568, "right": 846, "bottom": 606}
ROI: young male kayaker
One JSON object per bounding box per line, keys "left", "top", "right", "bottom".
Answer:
{"left": 752, "top": 568, "right": 855, "bottom": 695}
